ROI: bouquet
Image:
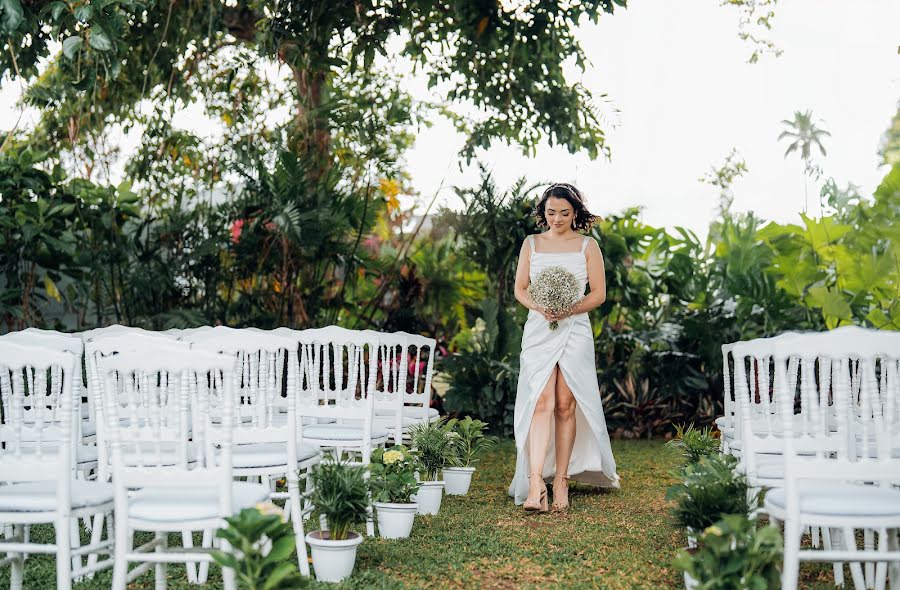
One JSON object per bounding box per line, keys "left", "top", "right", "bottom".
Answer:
{"left": 526, "top": 265, "right": 580, "bottom": 330}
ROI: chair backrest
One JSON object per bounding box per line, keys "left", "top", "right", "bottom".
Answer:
{"left": 184, "top": 328, "right": 300, "bottom": 446}
{"left": 0, "top": 342, "right": 77, "bottom": 485}
{"left": 85, "top": 333, "right": 191, "bottom": 479}
{"left": 293, "top": 327, "right": 379, "bottom": 423}
{"left": 394, "top": 331, "right": 437, "bottom": 420}
{"left": 80, "top": 324, "right": 171, "bottom": 343}
{"left": 98, "top": 348, "right": 238, "bottom": 497}
{"left": 773, "top": 334, "right": 900, "bottom": 491}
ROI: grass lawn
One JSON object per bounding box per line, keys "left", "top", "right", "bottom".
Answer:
{"left": 0, "top": 439, "right": 838, "bottom": 589}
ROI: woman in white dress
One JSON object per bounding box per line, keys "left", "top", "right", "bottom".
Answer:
{"left": 508, "top": 183, "right": 620, "bottom": 512}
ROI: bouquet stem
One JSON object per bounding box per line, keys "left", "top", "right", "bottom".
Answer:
{"left": 549, "top": 320, "right": 559, "bottom": 330}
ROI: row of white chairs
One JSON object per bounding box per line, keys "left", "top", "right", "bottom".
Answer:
{"left": 0, "top": 324, "right": 439, "bottom": 589}
{"left": 719, "top": 326, "right": 900, "bottom": 590}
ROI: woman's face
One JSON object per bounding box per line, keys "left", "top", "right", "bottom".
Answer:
{"left": 544, "top": 196, "right": 574, "bottom": 233}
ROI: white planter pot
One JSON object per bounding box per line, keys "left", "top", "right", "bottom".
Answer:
{"left": 684, "top": 571, "right": 698, "bottom": 589}
{"left": 442, "top": 467, "right": 475, "bottom": 495}
{"left": 412, "top": 480, "right": 444, "bottom": 515}
{"left": 374, "top": 502, "right": 418, "bottom": 539}
{"left": 305, "top": 531, "right": 363, "bottom": 583}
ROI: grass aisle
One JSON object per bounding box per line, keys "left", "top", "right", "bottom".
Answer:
{"left": 0, "top": 439, "right": 836, "bottom": 589}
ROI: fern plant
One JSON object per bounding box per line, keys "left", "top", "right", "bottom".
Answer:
{"left": 666, "top": 453, "right": 756, "bottom": 533}
{"left": 666, "top": 423, "right": 721, "bottom": 464}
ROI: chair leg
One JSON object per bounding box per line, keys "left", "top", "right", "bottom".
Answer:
{"left": 85, "top": 513, "right": 105, "bottom": 575}
{"left": 9, "top": 524, "right": 24, "bottom": 590}
{"left": 111, "top": 515, "right": 130, "bottom": 590}
{"left": 827, "top": 527, "right": 845, "bottom": 587}
{"left": 69, "top": 516, "right": 83, "bottom": 581}
{"left": 220, "top": 536, "right": 237, "bottom": 590}
{"left": 288, "top": 475, "right": 310, "bottom": 576}
{"left": 782, "top": 517, "right": 802, "bottom": 590}
{"left": 198, "top": 529, "right": 212, "bottom": 583}
{"left": 865, "top": 528, "right": 875, "bottom": 588}
{"left": 887, "top": 529, "right": 900, "bottom": 590}
{"left": 812, "top": 525, "right": 821, "bottom": 548}
{"left": 181, "top": 530, "right": 197, "bottom": 583}
{"left": 155, "top": 531, "right": 167, "bottom": 590}
{"left": 874, "top": 528, "right": 888, "bottom": 590}
{"left": 844, "top": 527, "right": 868, "bottom": 589}
{"left": 56, "top": 514, "right": 73, "bottom": 590}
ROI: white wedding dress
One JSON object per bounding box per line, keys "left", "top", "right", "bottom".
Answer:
{"left": 508, "top": 234, "right": 620, "bottom": 505}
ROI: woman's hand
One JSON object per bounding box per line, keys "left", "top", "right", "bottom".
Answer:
{"left": 542, "top": 308, "right": 569, "bottom": 322}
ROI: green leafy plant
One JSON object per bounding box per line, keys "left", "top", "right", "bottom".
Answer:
{"left": 210, "top": 504, "right": 307, "bottom": 590}
{"left": 446, "top": 416, "right": 498, "bottom": 468}
{"left": 666, "top": 423, "right": 721, "bottom": 464}
{"left": 674, "top": 514, "right": 782, "bottom": 589}
{"left": 666, "top": 453, "right": 755, "bottom": 533}
{"left": 309, "top": 456, "right": 370, "bottom": 540}
{"left": 407, "top": 417, "right": 457, "bottom": 481}
{"left": 369, "top": 445, "right": 421, "bottom": 504}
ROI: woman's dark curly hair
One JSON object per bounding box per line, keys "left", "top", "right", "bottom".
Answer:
{"left": 532, "top": 182, "right": 599, "bottom": 231}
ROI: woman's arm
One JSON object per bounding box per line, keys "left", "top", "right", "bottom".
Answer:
{"left": 550, "top": 238, "right": 607, "bottom": 319}
{"left": 514, "top": 238, "right": 555, "bottom": 322}
{"left": 513, "top": 239, "right": 539, "bottom": 312}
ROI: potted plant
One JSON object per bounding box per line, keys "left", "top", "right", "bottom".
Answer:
{"left": 673, "top": 515, "right": 782, "bottom": 589}
{"left": 666, "top": 453, "right": 755, "bottom": 547}
{"left": 369, "top": 445, "right": 421, "bottom": 539}
{"left": 305, "top": 457, "right": 370, "bottom": 583}
{"left": 665, "top": 423, "right": 721, "bottom": 465}
{"left": 407, "top": 417, "right": 455, "bottom": 515}
{"left": 211, "top": 503, "right": 307, "bottom": 589}
{"left": 442, "top": 416, "right": 498, "bottom": 495}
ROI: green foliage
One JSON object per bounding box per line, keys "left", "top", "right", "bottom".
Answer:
{"left": 666, "top": 454, "right": 755, "bottom": 532}
{"left": 674, "top": 515, "right": 782, "bottom": 590}
{"left": 369, "top": 446, "right": 421, "bottom": 504}
{"left": 407, "top": 417, "right": 457, "bottom": 481}
{"left": 309, "top": 457, "right": 370, "bottom": 541}
{"left": 210, "top": 504, "right": 308, "bottom": 590}
{"left": 666, "top": 423, "right": 721, "bottom": 464}
{"left": 446, "top": 416, "right": 499, "bottom": 468}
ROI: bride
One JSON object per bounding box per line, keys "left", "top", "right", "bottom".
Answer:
{"left": 508, "top": 182, "right": 620, "bottom": 512}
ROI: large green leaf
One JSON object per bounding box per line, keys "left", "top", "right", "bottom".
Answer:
{"left": 805, "top": 285, "right": 852, "bottom": 329}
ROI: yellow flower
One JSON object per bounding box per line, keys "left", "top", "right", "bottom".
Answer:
{"left": 382, "top": 450, "right": 404, "bottom": 465}
{"left": 256, "top": 502, "right": 287, "bottom": 522}
{"left": 704, "top": 525, "right": 723, "bottom": 536}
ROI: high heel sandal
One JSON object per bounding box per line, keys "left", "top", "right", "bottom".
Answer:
{"left": 523, "top": 473, "right": 549, "bottom": 513}
{"left": 552, "top": 474, "right": 570, "bottom": 511}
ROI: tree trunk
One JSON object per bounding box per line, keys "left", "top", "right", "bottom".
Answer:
{"left": 286, "top": 58, "right": 332, "bottom": 180}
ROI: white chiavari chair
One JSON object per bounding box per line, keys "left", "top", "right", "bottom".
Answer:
{"left": 763, "top": 333, "right": 900, "bottom": 590}
{"left": 291, "top": 327, "right": 386, "bottom": 536}
{"left": 0, "top": 342, "right": 114, "bottom": 590}
{"left": 100, "top": 348, "right": 266, "bottom": 590}
{"left": 184, "top": 327, "right": 321, "bottom": 577}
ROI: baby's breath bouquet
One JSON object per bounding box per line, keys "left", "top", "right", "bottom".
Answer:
{"left": 527, "top": 266, "right": 581, "bottom": 330}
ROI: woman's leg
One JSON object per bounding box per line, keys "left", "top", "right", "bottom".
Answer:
{"left": 553, "top": 369, "right": 577, "bottom": 508}
{"left": 525, "top": 365, "right": 557, "bottom": 504}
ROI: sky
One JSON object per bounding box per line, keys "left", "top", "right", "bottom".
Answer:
{"left": 1, "top": 0, "right": 898, "bottom": 236}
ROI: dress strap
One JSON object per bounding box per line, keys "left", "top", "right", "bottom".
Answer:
{"left": 527, "top": 234, "right": 536, "bottom": 253}
{"left": 580, "top": 236, "right": 589, "bottom": 253}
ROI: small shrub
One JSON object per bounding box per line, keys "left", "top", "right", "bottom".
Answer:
{"left": 674, "top": 514, "right": 782, "bottom": 589}
{"left": 408, "top": 417, "right": 457, "bottom": 481}
{"left": 447, "top": 416, "right": 499, "bottom": 468}
{"left": 309, "top": 456, "right": 370, "bottom": 540}
{"left": 666, "top": 453, "right": 755, "bottom": 532}
{"left": 211, "top": 503, "right": 307, "bottom": 589}
{"left": 369, "top": 445, "right": 421, "bottom": 504}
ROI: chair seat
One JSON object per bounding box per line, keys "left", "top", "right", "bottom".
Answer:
{"left": 129, "top": 481, "right": 269, "bottom": 523}
{"left": 753, "top": 454, "right": 784, "bottom": 480}
{"left": 302, "top": 424, "right": 390, "bottom": 442}
{"left": 765, "top": 482, "right": 900, "bottom": 517}
{"left": 0, "top": 480, "right": 113, "bottom": 512}
{"left": 232, "top": 442, "right": 321, "bottom": 468}
{"left": 374, "top": 407, "right": 439, "bottom": 421}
